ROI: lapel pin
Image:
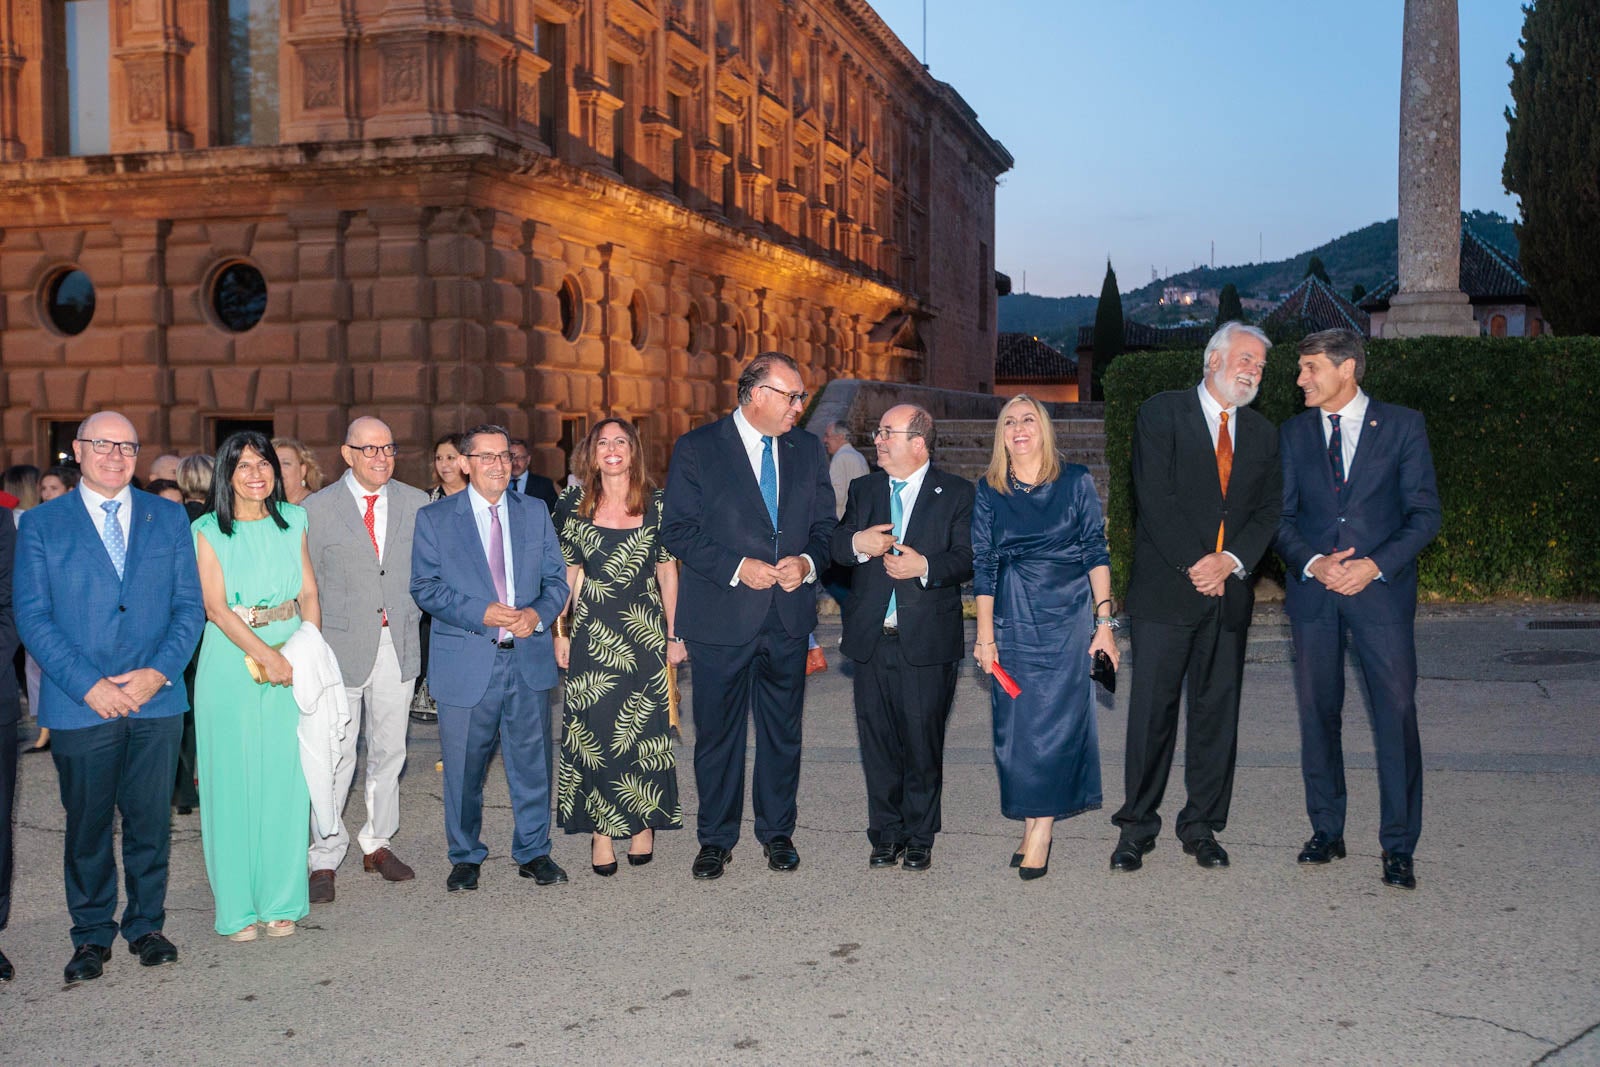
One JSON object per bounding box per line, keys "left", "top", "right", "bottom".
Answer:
{"left": 934, "top": 486, "right": 943, "bottom": 495}
{"left": 1370, "top": 420, "right": 1377, "bottom": 427}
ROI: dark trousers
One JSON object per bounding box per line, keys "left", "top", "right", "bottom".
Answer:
{"left": 1114, "top": 613, "right": 1247, "bottom": 845}
{"left": 1291, "top": 607, "right": 1423, "bottom": 854}
{"left": 0, "top": 718, "right": 16, "bottom": 932}
{"left": 686, "top": 606, "right": 808, "bottom": 849}
{"left": 438, "top": 651, "right": 552, "bottom": 865}
{"left": 173, "top": 657, "right": 200, "bottom": 809}
{"left": 51, "top": 714, "right": 183, "bottom": 948}
{"left": 852, "top": 636, "right": 958, "bottom": 848}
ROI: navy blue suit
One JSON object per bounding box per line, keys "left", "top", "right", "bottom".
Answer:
{"left": 661, "top": 414, "right": 836, "bottom": 849}
{"left": 411, "top": 488, "right": 568, "bottom": 865}
{"left": 13, "top": 489, "right": 204, "bottom": 948}
{"left": 1277, "top": 398, "right": 1441, "bottom": 854}
{"left": 0, "top": 511, "right": 20, "bottom": 940}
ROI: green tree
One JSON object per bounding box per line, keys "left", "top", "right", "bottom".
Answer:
{"left": 1091, "top": 260, "right": 1124, "bottom": 400}
{"left": 1351, "top": 283, "right": 1368, "bottom": 303}
{"left": 1215, "top": 283, "right": 1244, "bottom": 325}
{"left": 1303, "top": 255, "right": 1330, "bottom": 283}
{"left": 1504, "top": 0, "right": 1600, "bottom": 335}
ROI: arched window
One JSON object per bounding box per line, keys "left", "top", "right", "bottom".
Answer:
{"left": 1488, "top": 313, "right": 1507, "bottom": 337}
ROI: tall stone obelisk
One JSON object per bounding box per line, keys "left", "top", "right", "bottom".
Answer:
{"left": 1383, "top": 0, "right": 1479, "bottom": 338}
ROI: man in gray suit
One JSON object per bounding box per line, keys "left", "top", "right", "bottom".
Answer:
{"left": 303, "top": 417, "right": 429, "bottom": 902}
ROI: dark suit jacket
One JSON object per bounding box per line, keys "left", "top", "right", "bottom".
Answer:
{"left": 0, "top": 510, "right": 19, "bottom": 727}
{"left": 831, "top": 467, "right": 974, "bottom": 666}
{"left": 410, "top": 489, "right": 569, "bottom": 705}
{"left": 661, "top": 414, "right": 837, "bottom": 644}
{"left": 1126, "top": 387, "right": 1282, "bottom": 630}
{"left": 13, "top": 490, "right": 204, "bottom": 730}
{"left": 512, "top": 473, "right": 560, "bottom": 513}
{"left": 1276, "top": 399, "right": 1441, "bottom": 625}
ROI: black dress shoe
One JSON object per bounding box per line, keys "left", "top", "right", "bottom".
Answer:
{"left": 64, "top": 943, "right": 111, "bottom": 984}
{"left": 763, "top": 835, "right": 800, "bottom": 872}
{"left": 0, "top": 946, "right": 13, "bottom": 982}
{"left": 1381, "top": 850, "right": 1417, "bottom": 890}
{"left": 903, "top": 845, "right": 933, "bottom": 871}
{"left": 128, "top": 932, "right": 178, "bottom": 968}
{"left": 1297, "top": 832, "right": 1347, "bottom": 865}
{"left": 1109, "top": 837, "right": 1156, "bottom": 872}
{"left": 519, "top": 855, "right": 569, "bottom": 885}
{"left": 1184, "top": 838, "right": 1230, "bottom": 868}
{"left": 691, "top": 845, "right": 733, "bottom": 880}
{"left": 868, "top": 842, "right": 905, "bottom": 868}
{"left": 446, "top": 862, "right": 481, "bottom": 892}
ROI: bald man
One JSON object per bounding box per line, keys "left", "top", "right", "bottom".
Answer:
{"left": 302, "top": 417, "right": 429, "bottom": 901}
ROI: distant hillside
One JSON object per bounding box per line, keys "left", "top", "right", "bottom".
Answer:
{"left": 999, "top": 210, "right": 1520, "bottom": 339}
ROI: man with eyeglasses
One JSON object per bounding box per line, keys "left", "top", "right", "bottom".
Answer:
{"left": 13, "top": 411, "right": 204, "bottom": 983}
{"left": 302, "top": 417, "right": 430, "bottom": 903}
{"left": 506, "top": 437, "right": 559, "bottom": 513}
{"left": 662, "top": 351, "right": 837, "bottom": 881}
{"left": 411, "top": 424, "right": 570, "bottom": 892}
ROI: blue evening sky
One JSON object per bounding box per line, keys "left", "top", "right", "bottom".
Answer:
{"left": 870, "top": 1, "right": 1527, "bottom": 296}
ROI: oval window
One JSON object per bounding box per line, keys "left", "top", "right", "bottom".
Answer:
{"left": 45, "top": 269, "right": 95, "bottom": 335}
{"left": 212, "top": 262, "right": 268, "bottom": 333}
{"left": 629, "top": 290, "right": 648, "bottom": 349}
{"left": 559, "top": 276, "right": 583, "bottom": 342}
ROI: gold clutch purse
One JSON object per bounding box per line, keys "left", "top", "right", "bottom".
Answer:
{"left": 244, "top": 643, "right": 286, "bottom": 685}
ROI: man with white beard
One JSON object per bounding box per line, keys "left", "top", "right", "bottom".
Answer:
{"left": 1110, "top": 322, "right": 1283, "bottom": 874}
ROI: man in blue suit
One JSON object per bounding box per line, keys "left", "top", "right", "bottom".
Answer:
{"left": 1276, "top": 329, "right": 1441, "bottom": 890}
{"left": 411, "top": 424, "right": 570, "bottom": 893}
{"left": 0, "top": 508, "right": 19, "bottom": 982}
{"left": 662, "top": 352, "right": 836, "bottom": 880}
{"left": 13, "top": 411, "right": 204, "bottom": 982}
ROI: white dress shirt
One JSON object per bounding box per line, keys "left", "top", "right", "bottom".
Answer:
{"left": 853, "top": 460, "right": 932, "bottom": 625}
{"left": 79, "top": 482, "right": 134, "bottom": 547}
{"left": 1304, "top": 388, "right": 1378, "bottom": 580}
{"left": 343, "top": 470, "right": 388, "bottom": 560}
{"left": 1195, "top": 383, "right": 1246, "bottom": 577}
{"left": 467, "top": 484, "right": 516, "bottom": 606}
{"left": 728, "top": 407, "right": 816, "bottom": 586}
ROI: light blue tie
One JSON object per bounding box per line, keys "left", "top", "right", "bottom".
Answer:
{"left": 100, "top": 500, "right": 126, "bottom": 580}
{"left": 759, "top": 436, "right": 779, "bottom": 531}
{"left": 886, "top": 478, "right": 907, "bottom": 622}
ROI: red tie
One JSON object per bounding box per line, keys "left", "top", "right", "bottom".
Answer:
{"left": 364, "top": 495, "right": 387, "bottom": 625}
{"left": 1215, "top": 411, "right": 1233, "bottom": 552}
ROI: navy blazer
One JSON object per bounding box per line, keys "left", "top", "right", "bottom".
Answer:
{"left": 661, "top": 414, "right": 837, "bottom": 644}
{"left": 13, "top": 490, "right": 204, "bottom": 730}
{"left": 1126, "top": 388, "right": 1282, "bottom": 630}
{"left": 410, "top": 488, "right": 569, "bottom": 705}
{"left": 0, "top": 510, "right": 19, "bottom": 727}
{"left": 1277, "top": 398, "right": 1442, "bottom": 625}
{"left": 831, "top": 467, "right": 974, "bottom": 666}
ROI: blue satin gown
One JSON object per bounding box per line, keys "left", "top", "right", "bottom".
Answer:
{"left": 972, "top": 465, "right": 1110, "bottom": 820}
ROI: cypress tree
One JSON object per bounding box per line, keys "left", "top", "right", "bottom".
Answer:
{"left": 1351, "top": 283, "right": 1367, "bottom": 303}
{"left": 1504, "top": 0, "right": 1600, "bottom": 334}
{"left": 1091, "top": 260, "right": 1124, "bottom": 400}
{"left": 1215, "top": 283, "right": 1244, "bottom": 326}
{"left": 1303, "top": 256, "right": 1330, "bottom": 284}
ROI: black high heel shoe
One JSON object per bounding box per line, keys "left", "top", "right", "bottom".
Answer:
{"left": 627, "top": 831, "right": 654, "bottom": 866}
{"left": 1019, "top": 842, "right": 1052, "bottom": 881}
{"left": 592, "top": 839, "right": 618, "bottom": 877}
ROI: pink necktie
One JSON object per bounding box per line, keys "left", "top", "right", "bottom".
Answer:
{"left": 488, "top": 503, "right": 510, "bottom": 641}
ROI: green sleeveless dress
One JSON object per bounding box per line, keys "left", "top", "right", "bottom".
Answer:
{"left": 192, "top": 505, "right": 311, "bottom": 936}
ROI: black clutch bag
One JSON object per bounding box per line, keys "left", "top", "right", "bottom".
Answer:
{"left": 1091, "top": 650, "right": 1116, "bottom": 693}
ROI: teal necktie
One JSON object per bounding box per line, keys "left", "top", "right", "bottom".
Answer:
{"left": 886, "top": 478, "right": 907, "bottom": 622}
{"left": 759, "top": 436, "right": 778, "bottom": 530}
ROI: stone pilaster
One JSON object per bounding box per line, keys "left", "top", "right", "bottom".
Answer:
{"left": 111, "top": 0, "right": 194, "bottom": 152}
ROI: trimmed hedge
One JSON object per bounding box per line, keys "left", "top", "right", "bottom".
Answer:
{"left": 1102, "top": 337, "right": 1600, "bottom": 602}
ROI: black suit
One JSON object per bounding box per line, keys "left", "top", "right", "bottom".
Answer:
{"left": 511, "top": 473, "right": 560, "bottom": 514}
{"left": 661, "top": 413, "right": 836, "bottom": 849}
{"left": 1114, "top": 387, "right": 1281, "bottom": 846}
{"left": 832, "top": 467, "right": 974, "bottom": 848}
{"left": 0, "top": 511, "right": 20, "bottom": 938}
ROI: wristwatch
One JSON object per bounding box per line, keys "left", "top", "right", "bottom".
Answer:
{"left": 1094, "top": 616, "right": 1121, "bottom": 630}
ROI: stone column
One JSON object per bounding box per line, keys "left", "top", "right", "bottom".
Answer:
{"left": 1383, "top": 0, "right": 1478, "bottom": 338}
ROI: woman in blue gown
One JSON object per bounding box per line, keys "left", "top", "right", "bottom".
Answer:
{"left": 972, "top": 394, "right": 1120, "bottom": 880}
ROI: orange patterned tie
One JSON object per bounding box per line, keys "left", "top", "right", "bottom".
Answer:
{"left": 1215, "top": 411, "right": 1233, "bottom": 552}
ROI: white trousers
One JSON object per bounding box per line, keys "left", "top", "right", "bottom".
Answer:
{"left": 307, "top": 627, "right": 414, "bottom": 869}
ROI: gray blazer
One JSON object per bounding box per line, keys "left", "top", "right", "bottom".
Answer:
{"left": 304, "top": 474, "right": 429, "bottom": 685}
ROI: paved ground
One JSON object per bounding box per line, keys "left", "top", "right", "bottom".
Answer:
{"left": 2, "top": 607, "right": 1598, "bottom": 1065}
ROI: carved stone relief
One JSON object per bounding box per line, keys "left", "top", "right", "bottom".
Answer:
{"left": 303, "top": 56, "right": 341, "bottom": 110}
{"left": 382, "top": 49, "right": 423, "bottom": 105}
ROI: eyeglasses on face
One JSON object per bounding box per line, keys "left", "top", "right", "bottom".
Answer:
{"left": 757, "top": 383, "right": 811, "bottom": 408}
{"left": 347, "top": 443, "right": 399, "bottom": 458}
{"left": 466, "top": 451, "right": 513, "bottom": 466}
{"left": 872, "top": 427, "right": 921, "bottom": 441}
{"left": 77, "top": 438, "right": 140, "bottom": 457}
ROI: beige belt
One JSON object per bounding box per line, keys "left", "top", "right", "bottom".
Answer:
{"left": 232, "top": 600, "right": 300, "bottom": 628}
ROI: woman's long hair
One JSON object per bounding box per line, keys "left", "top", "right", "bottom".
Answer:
{"left": 983, "top": 394, "right": 1061, "bottom": 494}
{"left": 3, "top": 464, "right": 41, "bottom": 510}
{"left": 210, "top": 431, "right": 289, "bottom": 535}
{"left": 176, "top": 453, "right": 215, "bottom": 503}
{"left": 271, "top": 436, "right": 324, "bottom": 493}
{"left": 573, "top": 418, "right": 652, "bottom": 520}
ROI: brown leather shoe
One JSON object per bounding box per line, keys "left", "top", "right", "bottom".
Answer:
{"left": 308, "top": 869, "right": 336, "bottom": 904}
{"left": 362, "top": 848, "right": 416, "bottom": 882}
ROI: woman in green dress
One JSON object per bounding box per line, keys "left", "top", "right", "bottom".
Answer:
{"left": 552, "top": 418, "right": 684, "bottom": 876}
{"left": 192, "top": 431, "right": 321, "bottom": 941}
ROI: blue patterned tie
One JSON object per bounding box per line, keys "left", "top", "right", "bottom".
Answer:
{"left": 886, "top": 478, "right": 907, "bottom": 622}
{"left": 101, "top": 500, "right": 126, "bottom": 580}
{"left": 759, "top": 435, "right": 779, "bottom": 530}
{"left": 1327, "top": 413, "right": 1346, "bottom": 493}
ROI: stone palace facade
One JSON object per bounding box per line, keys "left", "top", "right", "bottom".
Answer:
{"left": 0, "top": 0, "right": 1011, "bottom": 481}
